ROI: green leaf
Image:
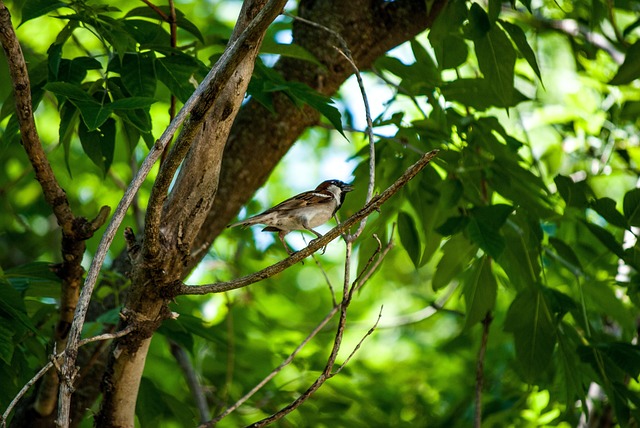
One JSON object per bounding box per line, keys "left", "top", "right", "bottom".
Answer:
{"left": 398, "top": 211, "right": 421, "bottom": 269}
{"left": 582, "top": 221, "right": 625, "bottom": 259}
{"left": 78, "top": 117, "right": 116, "bottom": 176}
{"left": 125, "top": 6, "right": 204, "bottom": 43}
{"left": 467, "top": 3, "right": 491, "bottom": 40}
{"left": 591, "top": 197, "right": 629, "bottom": 229}
{"left": 155, "top": 56, "right": 199, "bottom": 103}
{"left": 122, "top": 19, "right": 171, "bottom": 46}
{"left": 609, "top": 41, "right": 640, "bottom": 85}
{"left": 548, "top": 237, "right": 583, "bottom": 274}
{"left": 435, "top": 215, "right": 469, "bottom": 236}
{"left": 58, "top": 102, "right": 79, "bottom": 176}
{"left": 120, "top": 52, "right": 156, "bottom": 97}
{"left": 44, "top": 81, "right": 95, "bottom": 102}
{"left": 499, "top": 20, "right": 542, "bottom": 83}
{"left": 410, "top": 39, "right": 440, "bottom": 86}
{"left": 71, "top": 99, "right": 112, "bottom": 131}
{"left": 497, "top": 214, "right": 541, "bottom": 290}
{"left": 474, "top": 24, "right": 516, "bottom": 108}
{"left": 5, "top": 262, "right": 60, "bottom": 298}
{"left": 0, "top": 283, "right": 38, "bottom": 335}
{"left": 287, "top": 83, "right": 345, "bottom": 138}
{"left": 441, "top": 78, "right": 526, "bottom": 110}
{"left": 462, "top": 256, "right": 497, "bottom": 329}
{"left": 433, "top": 234, "right": 478, "bottom": 290}
{"left": 108, "top": 97, "right": 157, "bottom": 110}
{"left": 554, "top": 175, "right": 590, "bottom": 209}
{"left": 505, "top": 287, "right": 557, "bottom": 382}
{"left": 260, "top": 42, "right": 322, "bottom": 66}
{"left": 434, "top": 34, "right": 468, "bottom": 70}
{"left": 20, "top": 0, "right": 67, "bottom": 25}
{"left": 467, "top": 204, "right": 514, "bottom": 259}
{"left": 488, "top": 0, "right": 501, "bottom": 23}
{"left": 623, "top": 188, "right": 640, "bottom": 227}
{"left": 0, "top": 323, "right": 15, "bottom": 364}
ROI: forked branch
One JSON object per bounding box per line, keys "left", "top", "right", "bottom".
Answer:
{"left": 178, "top": 149, "right": 439, "bottom": 296}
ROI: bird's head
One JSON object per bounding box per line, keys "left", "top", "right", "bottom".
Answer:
{"left": 316, "top": 180, "right": 354, "bottom": 206}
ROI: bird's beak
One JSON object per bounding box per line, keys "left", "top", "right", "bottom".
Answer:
{"left": 343, "top": 184, "right": 354, "bottom": 192}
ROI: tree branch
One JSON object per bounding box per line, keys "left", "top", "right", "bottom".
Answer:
{"left": 0, "top": 1, "right": 75, "bottom": 234}
{"left": 142, "top": 0, "right": 287, "bottom": 259}
{"left": 475, "top": 311, "right": 493, "bottom": 428}
{"left": 56, "top": 2, "right": 288, "bottom": 425}
{"left": 0, "top": 325, "right": 134, "bottom": 428}
{"left": 178, "top": 149, "right": 439, "bottom": 296}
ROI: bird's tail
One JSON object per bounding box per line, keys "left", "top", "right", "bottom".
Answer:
{"left": 227, "top": 215, "right": 262, "bottom": 229}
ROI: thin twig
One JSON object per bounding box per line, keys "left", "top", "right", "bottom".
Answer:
{"left": 203, "top": 306, "right": 340, "bottom": 427}
{"left": 284, "top": 12, "right": 376, "bottom": 241}
{"left": 139, "top": 0, "right": 169, "bottom": 21}
{"left": 475, "top": 312, "right": 493, "bottom": 428}
{"left": 335, "top": 48, "right": 375, "bottom": 242}
{"left": 170, "top": 341, "right": 211, "bottom": 424}
{"left": 334, "top": 306, "right": 383, "bottom": 375}
{"left": 311, "top": 252, "right": 337, "bottom": 306}
{"left": 370, "top": 65, "right": 429, "bottom": 120}
{"left": 179, "top": 150, "right": 439, "bottom": 296}
{"left": 1, "top": 326, "right": 134, "bottom": 427}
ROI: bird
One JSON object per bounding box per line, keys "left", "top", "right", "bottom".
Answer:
{"left": 227, "top": 180, "right": 354, "bottom": 254}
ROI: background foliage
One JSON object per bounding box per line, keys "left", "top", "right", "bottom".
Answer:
{"left": 1, "top": 0, "right": 640, "bottom": 426}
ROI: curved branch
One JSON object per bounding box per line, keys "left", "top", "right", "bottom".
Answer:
{"left": 178, "top": 149, "right": 439, "bottom": 296}
{"left": 0, "top": 1, "right": 75, "bottom": 234}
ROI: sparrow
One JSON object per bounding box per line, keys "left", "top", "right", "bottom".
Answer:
{"left": 228, "top": 180, "right": 354, "bottom": 254}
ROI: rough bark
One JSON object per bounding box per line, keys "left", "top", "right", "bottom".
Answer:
{"left": 93, "top": 1, "right": 284, "bottom": 426}
{"left": 185, "top": 0, "right": 446, "bottom": 274}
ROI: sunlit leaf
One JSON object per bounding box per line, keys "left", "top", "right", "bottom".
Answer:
{"left": 474, "top": 22, "right": 516, "bottom": 107}
{"left": 499, "top": 20, "right": 542, "bottom": 83}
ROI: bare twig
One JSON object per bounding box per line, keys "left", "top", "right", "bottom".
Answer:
{"left": 284, "top": 12, "right": 376, "bottom": 240}
{"left": 475, "top": 312, "right": 493, "bottom": 428}
{"left": 1, "top": 326, "right": 134, "bottom": 427}
{"left": 178, "top": 150, "right": 439, "bottom": 296}
{"left": 334, "top": 306, "right": 383, "bottom": 374}
{"left": 310, "top": 252, "right": 337, "bottom": 305}
{"left": 170, "top": 341, "right": 211, "bottom": 424}
{"left": 203, "top": 306, "right": 339, "bottom": 427}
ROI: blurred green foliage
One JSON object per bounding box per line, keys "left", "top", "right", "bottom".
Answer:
{"left": 2, "top": 0, "right": 640, "bottom": 426}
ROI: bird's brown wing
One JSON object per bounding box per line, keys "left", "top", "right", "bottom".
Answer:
{"left": 261, "top": 191, "right": 333, "bottom": 213}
